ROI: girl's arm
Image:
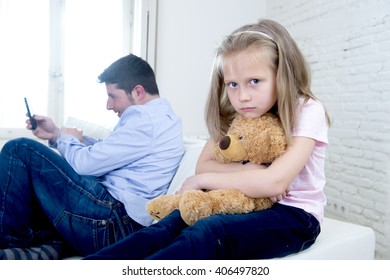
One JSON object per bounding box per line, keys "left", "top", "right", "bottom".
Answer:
{"left": 180, "top": 136, "right": 315, "bottom": 198}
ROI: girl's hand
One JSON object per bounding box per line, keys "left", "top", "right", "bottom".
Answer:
{"left": 177, "top": 174, "right": 205, "bottom": 194}
{"left": 240, "top": 162, "right": 268, "bottom": 170}
{"left": 270, "top": 189, "right": 289, "bottom": 202}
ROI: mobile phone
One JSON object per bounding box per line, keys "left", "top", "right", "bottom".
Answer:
{"left": 24, "top": 97, "right": 37, "bottom": 130}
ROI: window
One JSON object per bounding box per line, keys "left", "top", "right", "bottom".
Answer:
{"left": 0, "top": 0, "right": 156, "bottom": 139}
{"left": 0, "top": 0, "right": 50, "bottom": 136}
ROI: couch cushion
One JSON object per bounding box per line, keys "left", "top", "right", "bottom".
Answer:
{"left": 282, "top": 217, "right": 375, "bottom": 259}
{"left": 167, "top": 138, "right": 206, "bottom": 194}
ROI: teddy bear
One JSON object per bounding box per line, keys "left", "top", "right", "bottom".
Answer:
{"left": 147, "top": 113, "right": 287, "bottom": 225}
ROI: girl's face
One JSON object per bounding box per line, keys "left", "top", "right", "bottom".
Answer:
{"left": 223, "top": 47, "right": 277, "bottom": 118}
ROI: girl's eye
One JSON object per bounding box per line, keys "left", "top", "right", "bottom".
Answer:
{"left": 250, "top": 79, "right": 260, "bottom": 85}
{"left": 227, "top": 82, "right": 238, "bottom": 88}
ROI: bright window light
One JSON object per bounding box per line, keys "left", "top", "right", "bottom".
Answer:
{"left": 63, "top": 0, "right": 130, "bottom": 128}
{"left": 0, "top": 0, "right": 49, "bottom": 128}
{"left": 0, "top": 0, "right": 133, "bottom": 132}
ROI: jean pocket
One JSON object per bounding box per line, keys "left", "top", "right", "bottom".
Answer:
{"left": 54, "top": 210, "right": 111, "bottom": 256}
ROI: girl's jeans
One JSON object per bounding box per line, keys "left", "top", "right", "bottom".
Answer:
{"left": 85, "top": 204, "right": 321, "bottom": 260}
{"left": 0, "top": 138, "right": 144, "bottom": 256}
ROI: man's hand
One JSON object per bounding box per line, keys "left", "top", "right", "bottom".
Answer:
{"left": 27, "top": 115, "right": 59, "bottom": 142}
{"left": 61, "top": 127, "right": 84, "bottom": 142}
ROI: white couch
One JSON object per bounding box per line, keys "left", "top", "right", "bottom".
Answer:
{"left": 167, "top": 138, "right": 376, "bottom": 260}
{"left": 65, "top": 119, "right": 376, "bottom": 260}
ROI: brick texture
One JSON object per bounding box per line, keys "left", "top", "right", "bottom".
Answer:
{"left": 267, "top": 0, "right": 390, "bottom": 259}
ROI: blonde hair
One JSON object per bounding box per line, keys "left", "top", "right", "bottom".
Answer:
{"left": 205, "top": 19, "right": 330, "bottom": 143}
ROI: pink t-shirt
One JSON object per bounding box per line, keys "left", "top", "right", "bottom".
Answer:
{"left": 278, "top": 98, "right": 329, "bottom": 223}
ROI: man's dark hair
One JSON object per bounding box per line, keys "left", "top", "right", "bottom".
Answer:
{"left": 98, "top": 54, "right": 159, "bottom": 95}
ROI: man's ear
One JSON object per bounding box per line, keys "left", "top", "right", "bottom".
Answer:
{"left": 131, "top": 85, "right": 146, "bottom": 103}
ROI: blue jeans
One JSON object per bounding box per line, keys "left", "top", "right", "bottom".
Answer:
{"left": 85, "top": 203, "right": 320, "bottom": 260}
{"left": 0, "top": 138, "right": 144, "bottom": 256}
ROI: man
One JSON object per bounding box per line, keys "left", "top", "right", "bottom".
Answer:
{"left": 0, "top": 54, "right": 184, "bottom": 259}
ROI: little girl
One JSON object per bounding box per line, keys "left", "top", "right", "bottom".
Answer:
{"left": 85, "top": 19, "right": 331, "bottom": 260}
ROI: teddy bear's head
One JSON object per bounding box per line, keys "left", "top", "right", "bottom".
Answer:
{"left": 214, "top": 113, "right": 287, "bottom": 165}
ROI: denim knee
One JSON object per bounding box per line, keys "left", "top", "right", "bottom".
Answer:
{"left": 149, "top": 214, "right": 228, "bottom": 259}
{"left": 2, "top": 137, "right": 34, "bottom": 151}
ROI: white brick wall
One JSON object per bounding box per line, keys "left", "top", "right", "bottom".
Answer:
{"left": 267, "top": 0, "right": 390, "bottom": 259}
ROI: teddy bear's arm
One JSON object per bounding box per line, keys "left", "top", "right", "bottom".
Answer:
{"left": 178, "top": 189, "right": 273, "bottom": 226}
{"left": 146, "top": 194, "right": 181, "bottom": 221}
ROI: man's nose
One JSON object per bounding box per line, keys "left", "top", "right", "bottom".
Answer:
{"left": 106, "top": 100, "right": 113, "bottom": 110}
